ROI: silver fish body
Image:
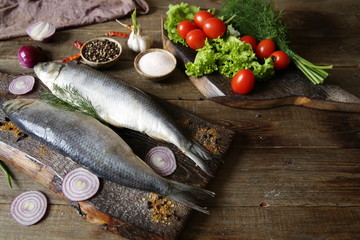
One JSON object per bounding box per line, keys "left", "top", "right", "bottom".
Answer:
{"left": 2, "top": 99, "right": 213, "bottom": 213}
{"left": 34, "top": 62, "right": 212, "bottom": 175}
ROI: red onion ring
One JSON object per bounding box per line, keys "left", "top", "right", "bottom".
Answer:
{"left": 62, "top": 168, "right": 100, "bottom": 202}
{"left": 26, "top": 21, "right": 56, "bottom": 42}
{"left": 145, "top": 146, "right": 177, "bottom": 176}
{"left": 8, "top": 75, "right": 35, "bottom": 95}
{"left": 10, "top": 191, "right": 47, "bottom": 226}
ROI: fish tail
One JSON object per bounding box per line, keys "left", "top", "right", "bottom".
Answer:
{"left": 184, "top": 140, "right": 214, "bottom": 177}
{"left": 166, "top": 180, "right": 215, "bottom": 214}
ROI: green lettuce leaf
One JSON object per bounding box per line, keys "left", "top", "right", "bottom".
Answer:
{"left": 184, "top": 39, "right": 218, "bottom": 76}
{"left": 186, "top": 36, "right": 274, "bottom": 80}
{"left": 164, "top": 2, "right": 200, "bottom": 45}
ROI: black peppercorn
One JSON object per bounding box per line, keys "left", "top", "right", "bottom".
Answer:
{"left": 82, "top": 39, "right": 120, "bottom": 62}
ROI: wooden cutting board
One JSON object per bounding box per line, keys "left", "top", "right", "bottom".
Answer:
{"left": 162, "top": 29, "right": 360, "bottom": 112}
{"left": 0, "top": 71, "right": 234, "bottom": 240}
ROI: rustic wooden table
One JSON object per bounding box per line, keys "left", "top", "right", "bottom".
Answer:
{"left": 1, "top": 0, "right": 359, "bottom": 239}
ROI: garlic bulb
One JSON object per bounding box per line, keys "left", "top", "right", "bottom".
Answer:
{"left": 127, "top": 9, "right": 153, "bottom": 53}
{"left": 128, "top": 26, "right": 153, "bottom": 52}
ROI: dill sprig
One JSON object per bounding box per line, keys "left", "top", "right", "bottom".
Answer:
{"left": 0, "top": 160, "right": 12, "bottom": 188}
{"left": 220, "top": 0, "right": 332, "bottom": 84}
{"left": 41, "top": 84, "right": 105, "bottom": 123}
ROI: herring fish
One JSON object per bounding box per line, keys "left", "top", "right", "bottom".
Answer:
{"left": 2, "top": 99, "right": 214, "bottom": 213}
{"left": 34, "top": 62, "right": 213, "bottom": 176}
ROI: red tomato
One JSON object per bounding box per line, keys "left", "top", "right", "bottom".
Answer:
{"left": 194, "top": 10, "right": 214, "bottom": 28}
{"left": 177, "top": 20, "right": 198, "bottom": 39}
{"left": 270, "top": 51, "right": 290, "bottom": 70}
{"left": 240, "top": 35, "right": 257, "bottom": 51}
{"left": 186, "top": 29, "right": 207, "bottom": 50}
{"left": 202, "top": 17, "right": 226, "bottom": 39}
{"left": 256, "top": 39, "right": 275, "bottom": 58}
{"left": 231, "top": 69, "right": 255, "bottom": 94}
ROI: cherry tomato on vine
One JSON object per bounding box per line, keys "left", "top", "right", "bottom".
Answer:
{"left": 177, "top": 20, "right": 198, "bottom": 39}
{"left": 202, "top": 17, "right": 227, "bottom": 39}
{"left": 270, "top": 51, "right": 290, "bottom": 70}
{"left": 240, "top": 35, "right": 257, "bottom": 51}
{"left": 256, "top": 39, "right": 275, "bottom": 58}
{"left": 231, "top": 69, "right": 255, "bottom": 95}
{"left": 186, "top": 29, "right": 207, "bottom": 50}
{"left": 194, "top": 10, "right": 214, "bottom": 28}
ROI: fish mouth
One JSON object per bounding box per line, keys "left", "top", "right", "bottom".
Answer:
{"left": 34, "top": 62, "right": 64, "bottom": 84}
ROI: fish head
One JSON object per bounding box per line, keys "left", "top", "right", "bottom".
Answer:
{"left": 2, "top": 99, "right": 37, "bottom": 114}
{"left": 34, "top": 62, "right": 64, "bottom": 88}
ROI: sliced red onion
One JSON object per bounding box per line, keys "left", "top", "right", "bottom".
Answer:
{"left": 62, "top": 168, "right": 100, "bottom": 202}
{"left": 8, "top": 75, "right": 35, "bottom": 95}
{"left": 26, "top": 21, "right": 55, "bottom": 42}
{"left": 10, "top": 191, "right": 47, "bottom": 226}
{"left": 145, "top": 146, "right": 177, "bottom": 176}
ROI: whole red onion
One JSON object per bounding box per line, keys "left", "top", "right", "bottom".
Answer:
{"left": 17, "top": 45, "right": 47, "bottom": 68}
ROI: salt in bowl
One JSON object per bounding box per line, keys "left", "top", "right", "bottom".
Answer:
{"left": 134, "top": 48, "right": 177, "bottom": 81}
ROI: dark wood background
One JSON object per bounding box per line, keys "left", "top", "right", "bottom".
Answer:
{"left": 0, "top": 0, "right": 359, "bottom": 239}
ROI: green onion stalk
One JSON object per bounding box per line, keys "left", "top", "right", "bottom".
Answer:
{"left": 220, "top": 0, "right": 332, "bottom": 84}
{"left": 0, "top": 160, "right": 12, "bottom": 188}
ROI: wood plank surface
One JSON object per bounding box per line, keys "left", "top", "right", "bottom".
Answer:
{"left": 0, "top": 0, "right": 360, "bottom": 239}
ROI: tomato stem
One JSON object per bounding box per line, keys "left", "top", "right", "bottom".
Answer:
{"left": 224, "top": 14, "right": 236, "bottom": 25}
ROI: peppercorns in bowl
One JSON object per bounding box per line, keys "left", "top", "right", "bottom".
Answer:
{"left": 80, "top": 37, "right": 122, "bottom": 69}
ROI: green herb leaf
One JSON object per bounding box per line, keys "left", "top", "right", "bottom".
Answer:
{"left": 219, "top": 0, "right": 332, "bottom": 84}
{"left": 41, "top": 85, "right": 106, "bottom": 124}
{"left": 220, "top": 0, "right": 288, "bottom": 46}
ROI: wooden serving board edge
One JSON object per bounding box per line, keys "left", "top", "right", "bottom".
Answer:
{"left": 161, "top": 20, "right": 360, "bottom": 113}
{"left": 0, "top": 71, "right": 235, "bottom": 240}
{"left": 0, "top": 141, "right": 170, "bottom": 240}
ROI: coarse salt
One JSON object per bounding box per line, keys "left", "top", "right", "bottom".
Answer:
{"left": 138, "top": 51, "right": 175, "bottom": 76}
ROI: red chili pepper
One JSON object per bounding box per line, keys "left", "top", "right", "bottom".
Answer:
{"left": 106, "top": 31, "right": 130, "bottom": 38}
{"left": 62, "top": 53, "right": 81, "bottom": 63}
{"left": 73, "top": 41, "right": 84, "bottom": 49}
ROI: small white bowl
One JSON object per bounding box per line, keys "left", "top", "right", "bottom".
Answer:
{"left": 80, "top": 37, "right": 122, "bottom": 69}
{"left": 134, "top": 48, "right": 177, "bottom": 81}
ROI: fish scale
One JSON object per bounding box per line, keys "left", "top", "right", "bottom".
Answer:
{"left": 2, "top": 99, "right": 214, "bottom": 213}
{"left": 34, "top": 61, "right": 213, "bottom": 176}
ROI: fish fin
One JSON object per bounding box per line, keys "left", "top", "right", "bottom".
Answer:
{"left": 184, "top": 140, "right": 214, "bottom": 177}
{"left": 166, "top": 180, "right": 215, "bottom": 214}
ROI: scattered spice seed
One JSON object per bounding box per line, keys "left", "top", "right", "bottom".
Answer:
{"left": 38, "top": 146, "right": 48, "bottom": 154}
{"left": 82, "top": 39, "right": 120, "bottom": 63}
{"left": 194, "top": 127, "right": 221, "bottom": 155}
{"left": 0, "top": 121, "right": 25, "bottom": 138}
{"left": 176, "top": 119, "right": 221, "bottom": 154}
{"left": 147, "top": 193, "right": 176, "bottom": 224}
